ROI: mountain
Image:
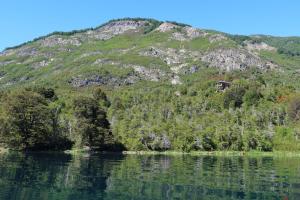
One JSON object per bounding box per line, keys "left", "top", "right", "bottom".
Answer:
{"left": 1, "top": 17, "right": 300, "bottom": 90}
{"left": 1, "top": 18, "right": 300, "bottom": 152}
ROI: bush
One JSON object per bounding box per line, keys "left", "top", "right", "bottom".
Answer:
{"left": 288, "top": 95, "right": 300, "bottom": 121}
{"left": 243, "top": 87, "right": 263, "bottom": 107}
{"left": 223, "top": 86, "right": 246, "bottom": 108}
{"left": 273, "top": 127, "right": 300, "bottom": 151}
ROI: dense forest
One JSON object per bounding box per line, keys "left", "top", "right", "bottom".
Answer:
{"left": 0, "top": 87, "right": 119, "bottom": 151}
{"left": 0, "top": 67, "right": 299, "bottom": 152}
{"left": 1, "top": 18, "right": 300, "bottom": 152}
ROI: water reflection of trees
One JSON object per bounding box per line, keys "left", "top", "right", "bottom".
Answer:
{"left": 0, "top": 153, "right": 299, "bottom": 200}
{"left": 0, "top": 153, "right": 124, "bottom": 200}
{"left": 105, "top": 155, "right": 300, "bottom": 200}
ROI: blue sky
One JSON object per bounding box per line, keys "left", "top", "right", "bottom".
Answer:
{"left": 1, "top": 0, "right": 300, "bottom": 51}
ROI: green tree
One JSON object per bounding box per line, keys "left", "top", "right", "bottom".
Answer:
{"left": 0, "top": 90, "right": 53, "bottom": 150}
{"left": 36, "top": 87, "right": 57, "bottom": 100}
{"left": 93, "top": 87, "right": 110, "bottom": 108}
{"left": 223, "top": 86, "right": 246, "bottom": 108}
{"left": 243, "top": 87, "right": 262, "bottom": 107}
{"left": 73, "top": 96, "right": 110, "bottom": 149}
{"left": 288, "top": 95, "right": 300, "bottom": 121}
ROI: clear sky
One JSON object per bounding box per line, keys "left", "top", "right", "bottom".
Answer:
{"left": 1, "top": 0, "right": 300, "bottom": 51}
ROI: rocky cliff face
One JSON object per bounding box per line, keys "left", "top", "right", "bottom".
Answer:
{"left": 201, "top": 48, "right": 265, "bottom": 71}
{"left": 85, "top": 20, "right": 147, "bottom": 40}
{"left": 0, "top": 18, "right": 284, "bottom": 89}
{"left": 156, "top": 23, "right": 208, "bottom": 41}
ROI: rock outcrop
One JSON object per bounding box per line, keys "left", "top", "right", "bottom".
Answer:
{"left": 40, "top": 36, "right": 81, "bottom": 47}
{"left": 244, "top": 41, "right": 277, "bottom": 51}
{"left": 131, "top": 65, "right": 166, "bottom": 81}
{"left": 201, "top": 48, "right": 265, "bottom": 71}
{"left": 140, "top": 47, "right": 200, "bottom": 65}
{"left": 172, "top": 26, "right": 207, "bottom": 41}
{"left": 87, "top": 20, "right": 147, "bottom": 40}
{"left": 31, "top": 59, "right": 53, "bottom": 69}
{"left": 69, "top": 63, "right": 168, "bottom": 87}
{"left": 156, "top": 22, "right": 179, "bottom": 32}
{"left": 0, "top": 60, "right": 14, "bottom": 66}
{"left": 69, "top": 74, "right": 140, "bottom": 87}
{"left": 208, "top": 34, "right": 227, "bottom": 43}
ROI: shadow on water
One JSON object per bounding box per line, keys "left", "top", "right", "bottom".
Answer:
{"left": 0, "top": 153, "right": 300, "bottom": 200}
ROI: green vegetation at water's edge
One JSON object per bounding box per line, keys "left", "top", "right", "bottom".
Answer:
{"left": 108, "top": 67, "right": 300, "bottom": 152}
{"left": 1, "top": 67, "right": 300, "bottom": 152}
{"left": 0, "top": 87, "right": 121, "bottom": 151}
{"left": 123, "top": 150, "right": 300, "bottom": 158}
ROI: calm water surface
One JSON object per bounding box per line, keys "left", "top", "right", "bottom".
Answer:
{"left": 0, "top": 152, "right": 299, "bottom": 200}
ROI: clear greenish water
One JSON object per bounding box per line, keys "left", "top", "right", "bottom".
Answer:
{"left": 0, "top": 153, "right": 299, "bottom": 200}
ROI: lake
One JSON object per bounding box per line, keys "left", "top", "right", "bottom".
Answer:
{"left": 0, "top": 153, "right": 299, "bottom": 200}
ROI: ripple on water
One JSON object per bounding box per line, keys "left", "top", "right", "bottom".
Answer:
{"left": 0, "top": 153, "right": 300, "bottom": 200}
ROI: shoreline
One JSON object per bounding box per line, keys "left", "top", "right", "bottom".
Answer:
{"left": 63, "top": 149, "right": 300, "bottom": 157}
{"left": 122, "top": 150, "right": 300, "bottom": 157}
{"left": 2, "top": 148, "right": 300, "bottom": 157}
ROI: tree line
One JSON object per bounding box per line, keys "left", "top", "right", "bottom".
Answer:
{"left": 0, "top": 68, "right": 300, "bottom": 152}
{"left": 0, "top": 87, "right": 121, "bottom": 151}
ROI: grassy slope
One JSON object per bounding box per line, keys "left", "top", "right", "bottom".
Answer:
{"left": 1, "top": 21, "right": 300, "bottom": 93}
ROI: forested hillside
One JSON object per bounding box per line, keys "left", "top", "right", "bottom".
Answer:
{"left": 1, "top": 18, "right": 300, "bottom": 152}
